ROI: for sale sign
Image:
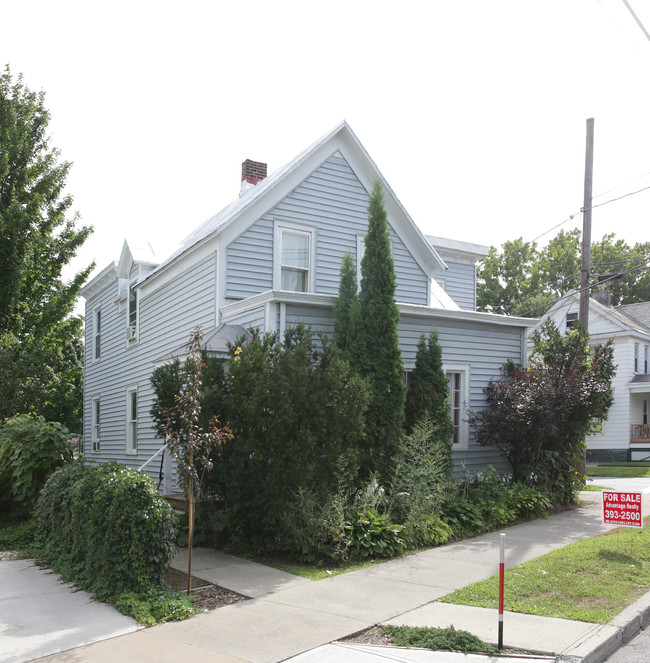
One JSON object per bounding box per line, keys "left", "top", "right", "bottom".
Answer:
{"left": 602, "top": 491, "right": 644, "bottom": 528}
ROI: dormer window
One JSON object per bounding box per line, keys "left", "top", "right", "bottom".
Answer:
{"left": 127, "top": 283, "right": 138, "bottom": 342}
{"left": 274, "top": 221, "right": 315, "bottom": 293}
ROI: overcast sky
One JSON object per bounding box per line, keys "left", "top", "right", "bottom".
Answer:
{"left": 3, "top": 0, "right": 650, "bottom": 285}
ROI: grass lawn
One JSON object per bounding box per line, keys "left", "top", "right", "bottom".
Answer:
{"left": 586, "top": 466, "right": 650, "bottom": 478}
{"left": 440, "top": 518, "right": 650, "bottom": 623}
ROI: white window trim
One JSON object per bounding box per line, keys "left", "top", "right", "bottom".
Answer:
{"left": 92, "top": 306, "right": 102, "bottom": 361}
{"left": 127, "top": 281, "right": 139, "bottom": 345}
{"left": 635, "top": 342, "right": 640, "bottom": 374}
{"left": 91, "top": 396, "right": 100, "bottom": 453}
{"left": 443, "top": 363, "right": 470, "bottom": 451}
{"left": 126, "top": 385, "right": 138, "bottom": 455}
{"left": 273, "top": 220, "right": 316, "bottom": 293}
{"left": 356, "top": 235, "right": 365, "bottom": 289}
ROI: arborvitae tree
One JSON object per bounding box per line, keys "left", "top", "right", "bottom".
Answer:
{"left": 354, "top": 180, "right": 405, "bottom": 478}
{"left": 405, "top": 330, "right": 454, "bottom": 441}
{"left": 0, "top": 66, "right": 93, "bottom": 426}
{"left": 333, "top": 252, "right": 359, "bottom": 360}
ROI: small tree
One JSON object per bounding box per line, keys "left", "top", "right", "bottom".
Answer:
{"left": 162, "top": 328, "right": 232, "bottom": 592}
{"left": 333, "top": 252, "right": 359, "bottom": 361}
{"left": 405, "top": 330, "right": 454, "bottom": 440}
{"left": 469, "top": 320, "right": 615, "bottom": 504}
{"left": 353, "top": 180, "right": 405, "bottom": 479}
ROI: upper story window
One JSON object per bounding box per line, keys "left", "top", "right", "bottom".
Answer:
{"left": 93, "top": 308, "right": 101, "bottom": 360}
{"left": 645, "top": 345, "right": 649, "bottom": 374}
{"left": 274, "top": 222, "right": 315, "bottom": 293}
{"left": 635, "top": 343, "right": 640, "bottom": 373}
{"left": 566, "top": 312, "right": 578, "bottom": 331}
{"left": 127, "top": 283, "right": 138, "bottom": 342}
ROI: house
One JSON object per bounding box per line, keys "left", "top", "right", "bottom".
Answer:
{"left": 530, "top": 289, "right": 650, "bottom": 462}
{"left": 80, "top": 121, "right": 537, "bottom": 493}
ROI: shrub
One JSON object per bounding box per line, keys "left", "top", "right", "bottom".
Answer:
{"left": 35, "top": 462, "right": 177, "bottom": 599}
{"left": 345, "top": 508, "right": 406, "bottom": 559}
{"left": 0, "top": 414, "right": 72, "bottom": 510}
{"left": 382, "top": 625, "right": 495, "bottom": 654}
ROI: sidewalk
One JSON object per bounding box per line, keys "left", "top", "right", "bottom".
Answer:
{"left": 9, "top": 488, "right": 650, "bottom": 663}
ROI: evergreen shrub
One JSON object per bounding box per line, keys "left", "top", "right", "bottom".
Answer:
{"left": 36, "top": 461, "right": 177, "bottom": 599}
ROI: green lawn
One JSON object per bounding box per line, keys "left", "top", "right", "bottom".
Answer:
{"left": 440, "top": 519, "right": 650, "bottom": 623}
{"left": 586, "top": 466, "right": 650, "bottom": 478}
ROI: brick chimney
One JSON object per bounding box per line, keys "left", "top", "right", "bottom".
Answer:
{"left": 591, "top": 289, "right": 612, "bottom": 307}
{"left": 241, "top": 159, "right": 267, "bottom": 185}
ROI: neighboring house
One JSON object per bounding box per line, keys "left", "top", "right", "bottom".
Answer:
{"left": 530, "top": 290, "right": 650, "bottom": 462}
{"left": 80, "top": 121, "right": 536, "bottom": 494}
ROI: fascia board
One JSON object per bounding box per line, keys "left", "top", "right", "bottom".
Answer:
{"left": 80, "top": 262, "right": 117, "bottom": 300}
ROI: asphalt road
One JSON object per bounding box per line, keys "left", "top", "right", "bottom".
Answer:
{"left": 604, "top": 627, "right": 650, "bottom": 662}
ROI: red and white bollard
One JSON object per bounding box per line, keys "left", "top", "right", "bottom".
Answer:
{"left": 498, "top": 532, "right": 505, "bottom": 650}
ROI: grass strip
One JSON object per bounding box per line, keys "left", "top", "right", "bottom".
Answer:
{"left": 586, "top": 467, "right": 650, "bottom": 478}
{"left": 440, "top": 519, "right": 650, "bottom": 624}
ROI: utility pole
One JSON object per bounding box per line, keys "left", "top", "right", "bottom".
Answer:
{"left": 579, "top": 118, "right": 594, "bottom": 329}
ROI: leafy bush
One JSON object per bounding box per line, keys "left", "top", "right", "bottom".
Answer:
{"left": 469, "top": 320, "right": 615, "bottom": 505}
{"left": 35, "top": 462, "right": 177, "bottom": 599}
{"left": 114, "top": 590, "right": 197, "bottom": 626}
{"left": 345, "top": 508, "right": 406, "bottom": 559}
{"left": 404, "top": 515, "right": 452, "bottom": 548}
{"left": 0, "top": 414, "right": 72, "bottom": 509}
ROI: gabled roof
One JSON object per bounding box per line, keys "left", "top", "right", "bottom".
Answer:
{"left": 140, "top": 121, "right": 447, "bottom": 287}
{"left": 534, "top": 290, "right": 650, "bottom": 337}
{"left": 618, "top": 302, "right": 650, "bottom": 332}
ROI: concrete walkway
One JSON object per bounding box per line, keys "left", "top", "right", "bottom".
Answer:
{"left": 6, "top": 484, "right": 650, "bottom": 663}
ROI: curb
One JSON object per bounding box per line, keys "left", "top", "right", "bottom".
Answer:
{"left": 560, "top": 590, "right": 650, "bottom": 663}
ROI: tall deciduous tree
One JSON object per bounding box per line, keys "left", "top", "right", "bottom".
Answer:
{"left": 0, "top": 66, "right": 93, "bottom": 426}
{"left": 477, "top": 229, "right": 650, "bottom": 317}
{"left": 354, "top": 180, "right": 405, "bottom": 478}
{"left": 405, "top": 330, "right": 454, "bottom": 441}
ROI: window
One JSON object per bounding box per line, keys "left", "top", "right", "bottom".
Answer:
{"left": 566, "top": 312, "right": 578, "bottom": 331}
{"left": 274, "top": 222, "right": 315, "bottom": 292}
{"left": 91, "top": 397, "right": 100, "bottom": 452}
{"left": 127, "top": 283, "right": 138, "bottom": 341}
{"left": 281, "top": 230, "right": 310, "bottom": 291}
{"left": 644, "top": 400, "right": 648, "bottom": 426}
{"left": 645, "top": 345, "right": 649, "bottom": 374}
{"left": 93, "top": 308, "right": 101, "bottom": 360}
{"left": 126, "top": 386, "right": 138, "bottom": 454}
{"left": 635, "top": 343, "right": 640, "bottom": 373}
{"left": 444, "top": 365, "right": 470, "bottom": 450}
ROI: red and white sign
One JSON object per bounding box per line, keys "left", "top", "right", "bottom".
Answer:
{"left": 602, "top": 491, "right": 644, "bottom": 528}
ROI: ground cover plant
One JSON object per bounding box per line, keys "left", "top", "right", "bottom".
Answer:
{"left": 380, "top": 625, "right": 496, "bottom": 654}
{"left": 440, "top": 517, "right": 650, "bottom": 623}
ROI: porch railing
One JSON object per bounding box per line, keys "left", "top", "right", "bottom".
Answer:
{"left": 630, "top": 424, "right": 650, "bottom": 442}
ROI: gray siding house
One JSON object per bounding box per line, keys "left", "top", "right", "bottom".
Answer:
{"left": 80, "top": 122, "right": 536, "bottom": 493}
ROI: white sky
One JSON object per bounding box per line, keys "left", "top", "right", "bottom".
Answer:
{"left": 3, "top": 0, "right": 650, "bottom": 286}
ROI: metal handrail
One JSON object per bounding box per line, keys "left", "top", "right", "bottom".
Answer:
{"left": 138, "top": 444, "right": 167, "bottom": 472}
